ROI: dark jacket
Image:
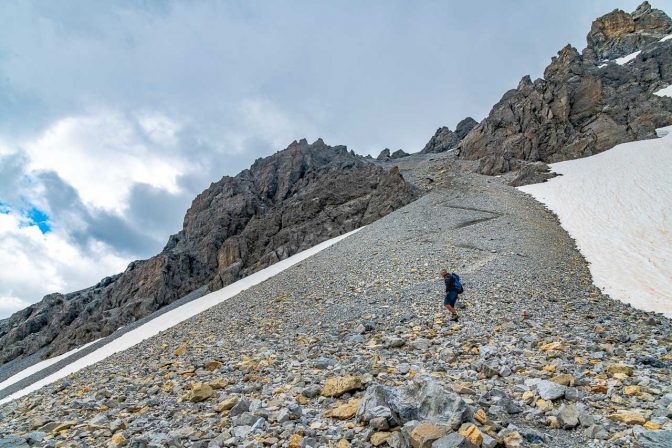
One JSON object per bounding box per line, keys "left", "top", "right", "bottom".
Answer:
{"left": 444, "top": 274, "right": 456, "bottom": 293}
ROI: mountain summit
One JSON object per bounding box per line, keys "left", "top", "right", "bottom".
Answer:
{"left": 0, "top": 139, "right": 417, "bottom": 365}
{"left": 587, "top": 1, "right": 672, "bottom": 60}
{"left": 459, "top": 1, "right": 672, "bottom": 175}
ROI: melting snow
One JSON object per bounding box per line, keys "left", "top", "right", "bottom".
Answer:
{"left": 520, "top": 133, "right": 672, "bottom": 317}
{"left": 654, "top": 85, "right": 672, "bottom": 98}
{"left": 0, "top": 339, "right": 100, "bottom": 392}
{"left": 655, "top": 125, "right": 672, "bottom": 137}
{"left": 615, "top": 50, "right": 641, "bottom": 65}
{"left": 0, "top": 228, "right": 361, "bottom": 404}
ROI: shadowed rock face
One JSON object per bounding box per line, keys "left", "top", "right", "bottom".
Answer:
{"left": 460, "top": 2, "right": 672, "bottom": 175}
{"left": 420, "top": 117, "right": 477, "bottom": 154}
{"left": 376, "top": 148, "right": 409, "bottom": 161}
{"left": 0, "top": 139, "right": 418, "bottom": 364}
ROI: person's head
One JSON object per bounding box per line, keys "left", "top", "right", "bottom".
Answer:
{"left": 440, "top": 269, "right": 448, "bottom": 278}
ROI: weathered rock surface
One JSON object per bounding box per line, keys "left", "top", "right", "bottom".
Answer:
{"left": 377, "top": 148, "right": 411, "bottom": 161}
{"left": 635, "top": 427, "right": 672, "bottom": 447}
{"left": 377, "top": 148, "right": 392, "bottom": 160}
{"left": 357, "top": 377, "right": 471, "bottom": 429}
{"left": 0, "top": 138, "right": 418, "bottom": 366}
{"left": 421, "top": 117, "right": 477, "bottom": 154}
{"left": 460, "top": 2, "right": 672, "bottom": 175}
{"left": 391, "top": 149, "right": 411, "bottom": 159}
{"left": 587, "top": 1, "right": 672, "bottom": 60}
{"left": 508, "top": 162, "right": 557, "bottom": 187}
{"left": 455, "top": 117, "right": 479, "bottom": 140}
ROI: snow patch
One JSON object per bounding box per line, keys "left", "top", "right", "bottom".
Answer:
{"left": 660, "top": 34, "right": 672, "bottom": 42}
{"left": 615, "top": 50, "right": 641, "bottom": 65}
{"left": 654, "top": 85, "right": 672, "bottom": 98}
{"left": 0, "top": 228, "right": 361, "bottom": 404}
{"left": 656, "top": 125, "right": 672, "bottom": 138}
{"left": 0, "top": 339, "right": 100, "bottom": 392}
{"left": 520, "top": 133, "right": 672, "bottom": 317}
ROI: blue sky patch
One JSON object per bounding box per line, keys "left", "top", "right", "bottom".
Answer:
{"left": 0, "top": 201, "right": 52, "bottom": 233}
{"left": 26, "top": 207, "right": 51, "bottom": 233}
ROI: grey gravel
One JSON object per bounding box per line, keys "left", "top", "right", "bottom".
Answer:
{"left": 0, "top": 153, "right": 670, "bottom": 448}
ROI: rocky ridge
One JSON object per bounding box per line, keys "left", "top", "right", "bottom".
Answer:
{"left": 0, "top": 139, "right": 417, "bottom": 367}
{"left": 588, "top": 1, "right": 672, "bottom": 60}
{"left": 459, "top": 1, "right": 672, "bottom": 175}
{"left": 421, "top": 118, "right": 478, "bottom": 155}
{"left": 0, "top": 152, "right": 669, "bottom": 447}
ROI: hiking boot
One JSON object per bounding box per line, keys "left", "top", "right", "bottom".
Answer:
{"left": 450, "top": 314, "right": 459, "bottom": 322}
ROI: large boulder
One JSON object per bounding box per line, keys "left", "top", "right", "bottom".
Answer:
{"left": 524, "top": 378, "right": 567, "bottom": 401}
{"left": 357, "top": 377, "right": 472, "bottom": 430}
{"left": 321, "top": 376, "right": 363, "bottom": 398}
{"left": 634, "top": 428, "right": 672, "bottom": 447}
{"left": 432, "top": 433, "right": 477, "bottom": 448}
{"left": 508, "top": 162, "right": 557, "bottom": 187}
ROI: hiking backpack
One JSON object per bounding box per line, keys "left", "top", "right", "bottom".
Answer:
{"left": 451, "top": 273, "right": 464, "bottom": 294}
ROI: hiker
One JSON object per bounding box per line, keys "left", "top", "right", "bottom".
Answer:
{"left": 440, "top": 269, "right": 463, "bottom": 321}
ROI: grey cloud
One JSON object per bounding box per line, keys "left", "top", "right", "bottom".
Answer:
{"left": 35, "top": 170, "right": 168, "bottom": 257}
{"left": 0, "top": 152, "right": 29, "bottom": 205}
{"left": 36, "top": 170, "right": 82, "bottom": 214}
{"left": 87, "top": 212, "right": 160, "bottom": 257}
{"left": 125, "top": 182, "right": 192, "bottom": 243}
{"left": 1, "top": 1, "right": 661, "bottom": 155}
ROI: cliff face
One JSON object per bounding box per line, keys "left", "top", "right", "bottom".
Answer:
{"left": 0, "top": 139, "right": 418, "bottom": 364}
{"left": 459, "top": 1, "right": 672, "bottom": 175}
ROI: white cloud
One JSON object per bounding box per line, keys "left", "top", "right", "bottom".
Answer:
{"left": 219, "top": 98, "right": 318, "bottom": 154}
{"left": 137, "top": 112, "right": 182, "bottom": 147}
{"left": 0, "top": 210, "right": 128, "bottom": 318}
{"left": 23, "top": 112, "right": 185, "bottom": 213}
{"left": 0, "top": 97, "right": 311, "bottom": 315}
{"left": 0, "top": 138, "right": 14, "bottom": 156}
{"left": 0, "top": 296, "right": 31, "bottom": 318}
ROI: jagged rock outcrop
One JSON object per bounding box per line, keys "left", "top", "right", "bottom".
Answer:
{"left": 421, "top": 117, "right": 477, "bottom": 154}
{"left": 376, "top": 148, "right": 410, "bottom": 160}
{"left": 390, "top": 149, "right": 410, "bottom": 159}
{"left": 376, "top": 148, "right": 391, "bottom": 160}
{"left": 460, "top": 2, "right": 672, "bottom": 175}
{"left": 587, "top": 1, "right": 672, "bottom": 60}
{"left": 454, "top": 117, "right": 478, "bottom": 139}
{"left": 508, "top": 162, "right": 557, "bottom": 187}
{"left": 422, "top": 127, "right": 458, "bottom": 154}
{"left": 0, "top": 139, "right": 418, "bottom": 364}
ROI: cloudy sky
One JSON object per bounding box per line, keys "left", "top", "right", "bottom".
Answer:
{"left": 0, "top": 0, "right": 668, "bottom": 318}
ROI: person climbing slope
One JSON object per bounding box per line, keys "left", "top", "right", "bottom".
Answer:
{"left": 440, "top": 269, "right": 463, "bottom": 321}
